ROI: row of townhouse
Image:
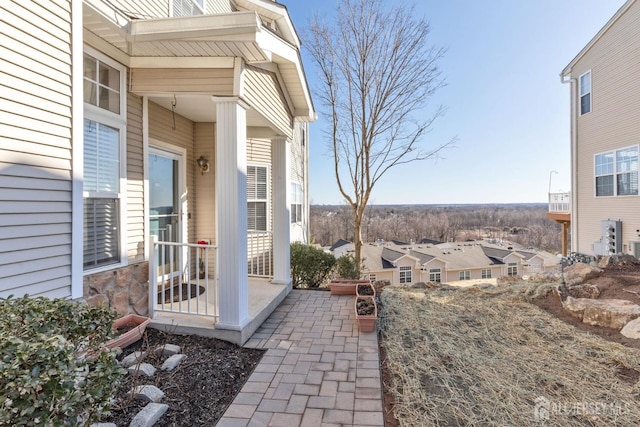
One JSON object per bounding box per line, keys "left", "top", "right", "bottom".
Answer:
{"left": 550, "top": 0, "right": 640, "bottom": 259}
{"left": 330, "top": 240, "right": 560, "bottom": 285}
{"left": 1, "top": 0, "right": 315, "bottom": 344}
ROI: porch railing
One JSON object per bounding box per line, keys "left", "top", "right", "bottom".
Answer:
{"left": 248, "top": 230, "right": 273, "bottom": 278}
{"left": 549, "top": 192, "right": 571, "bottom": 213}
{"left": 150, "top": 239, "right": 218, "bottom": 318}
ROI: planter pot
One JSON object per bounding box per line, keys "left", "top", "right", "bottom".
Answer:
{"left": 329, "top": 279, "right": 370, "bottom": 296}
{"left": 356, "top": 283, "right": 376, "bottom": 297}
{"left": 355, "top": 296, "right": 377, "bottom": 333}
{"left": 105, "top": 314, "right": 151, "bottom": 349}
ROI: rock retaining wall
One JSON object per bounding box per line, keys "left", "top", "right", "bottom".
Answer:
{"left": 83, "top": 262, "right": 150, "bottom": 316}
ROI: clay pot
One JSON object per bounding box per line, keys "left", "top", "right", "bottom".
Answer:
{"left": 105, "top": 314, "right": 150, "bottom": 349}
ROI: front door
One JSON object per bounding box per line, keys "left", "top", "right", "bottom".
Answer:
{"left": 149, "top": 146, "right": 185, "bottom": 276}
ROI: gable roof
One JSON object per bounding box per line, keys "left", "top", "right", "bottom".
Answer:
{"left": 329, "top": 239, "right": 352, "bottom": 252}
{"left": 419, "top": 238, "right": 444, "bottom": 245}
{"left": 561, "top": 0, "right": 636, "bottom": 77}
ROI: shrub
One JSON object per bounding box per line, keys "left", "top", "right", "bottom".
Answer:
{"left": 336, "top": 254, "right": 360, "bottom": 279}
{"left": 290, "top": 243, "right": 336, "bottom": 288}
{"left": 0, "top": 296, "right": 125, "bottom": 426}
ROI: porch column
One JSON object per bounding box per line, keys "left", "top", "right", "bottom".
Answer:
{"left": 271, "top": 137, "right": 291, "bottom": 285}
{"left": 214, "top": 97, "right": 250, "bottom": 331}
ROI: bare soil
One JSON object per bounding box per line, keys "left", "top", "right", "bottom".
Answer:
{"left": 101, "top": 328, "right": 264, "bottom": 426}
{"left": 533, "top": 262, "right": 640, "bottom": 352}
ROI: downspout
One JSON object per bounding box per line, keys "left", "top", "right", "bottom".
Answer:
{"left": 561, "top": 74, "right": 578, "bottom": 254}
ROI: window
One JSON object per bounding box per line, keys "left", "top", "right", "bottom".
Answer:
{"left": 83, "top": 48, "right": 125, "bottom": 270}
{"left": 459, "top": 271, "right": 470, "bottom": 281}
{"left": 429, "top": 268, "right": 441, "bottom": 283}
{"left": 508, "top": 262, "right": 518, "bottom": 276}
{"left": 399, "top": 266, "right": 412, "bottom": 284}
{"left": 595, "top": 147, "right": 638, "bottom": 197}
{"left": 368, "top": 274, "right": 376, "bottom": 285}
{"left": 580, "top": 71, "right": 591, "bottom": 115}
{"left": 248, "top": 165, "right": 268, "bottom": 231}
{"left": 171, "top": 0, "right": 204, "bottom": 16}
{"left": 291, "top": 182, "right": 303, "bottom": 223}
{"left": 481, "top": 269, "right": 492, "bottom": 279}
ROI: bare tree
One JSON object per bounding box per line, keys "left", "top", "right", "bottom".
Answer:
{"left": 306, "top": 0, "right": 454, "bottom": 268}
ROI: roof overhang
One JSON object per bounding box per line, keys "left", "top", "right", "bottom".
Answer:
{"left": 561, "top": 0, "right": 635, "bottom": 78}
{"left": 83, "top": 0, "right": 314, "bottom": 120}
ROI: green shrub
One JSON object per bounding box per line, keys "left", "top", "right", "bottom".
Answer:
{"left": 0, "top": 296, "right": 125, "bottom": 426}
{"left": 336, "top": 254, "right": 360, "bottom": 279}
{"left": 290, "top": 243, "right": 337, "bottom": 288}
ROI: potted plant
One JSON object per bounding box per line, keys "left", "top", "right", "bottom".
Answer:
{"left": 105, "top": 313, "right": 150, "bottom": 349}
{"left": 356, "top": 282, "right": 375, "bottom": 297}
{"left": 355, "top": 296, "right": 377, "bottom": 332}
{"left": 329, "top": 279, "right": 370, "bottom": 296}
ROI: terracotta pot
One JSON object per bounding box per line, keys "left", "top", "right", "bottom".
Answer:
{"left": 105, "top": 314, "right": 151, "bottom": 349}
{"left": 355, "top": 296, "right": 377, "bottom": 332}
{"left": 356, "top": 283, "right": 376, "bottom": 297}
{"left": 329, "top": 279, "right": 370, "bottom": 296}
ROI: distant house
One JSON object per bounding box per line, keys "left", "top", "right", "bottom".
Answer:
{"left": 560, "top": 0, "right": 640, "bottom": 258}
{"left": 334, "top": 240, "right": 559, "bottom": 285}
{"left": 0, "top": 0, "right": 315, "bottom": 344}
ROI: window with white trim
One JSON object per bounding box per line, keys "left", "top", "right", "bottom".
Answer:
{"left": 368, "top": 273, "right": 376, "bottom": 285}
{"left": 399, "top": 266, "right": 412, "bottom": 284}
{"left": 429, "top": 268, "right": 441, "bottom": 283}
{"left": 459, "top": 270, "right": 470, "bottom": 280}
{"left": 481, "top": 268, "right": 492, "bottom": 279}
{"left": 507, "top": 262, "right": 518, "bottom": 276}
{"left": 595, "top": 146, "right": 638, "bottom": 197}
{"left": 291, "top": 182, "right": 303, "bottom": 223}
{"left": 247, "top": 165, "right": 268, "bottom": 231}
{"left": 83, "top": 48, "right": 126, "bottom": 270}
{"left": 171, "top": 0, "right": 204, "bottom": 16}
{"left": 580, "top": 71, "right": 591, "bottom": 115}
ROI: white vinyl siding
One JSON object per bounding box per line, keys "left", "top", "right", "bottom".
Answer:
{"left": 0, "top": 0, "right": 73, "bottom": 298}
{"left": 207, "top": 0, "right": 234, "bottom": 13}
{"left": 580, "top": 70, "right": 591, "bottom": 115}
{"left": 595, "top": 146, "right": 638, "bottom": 197}
{"left": 244, "top": 65, "right": 293, "bottom": 139}
{"left": 130, "top": 68, "right": 234, "bottom": 95}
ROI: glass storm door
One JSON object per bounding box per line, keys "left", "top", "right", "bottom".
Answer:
{"left": 149, "top": 147, "right": 184, "bottom": 275}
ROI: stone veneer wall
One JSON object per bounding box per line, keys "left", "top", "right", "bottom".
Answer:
{"left": 83, "top": 262, "right": 149, "bottom": 316}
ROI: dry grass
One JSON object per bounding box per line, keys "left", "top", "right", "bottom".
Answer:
{"left": 379, "top": 283, "right": 640, "bottom": 426}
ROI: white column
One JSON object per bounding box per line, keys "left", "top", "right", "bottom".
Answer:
{"left": 271, "top": 137, "right": 291, "bottom": 285}
{"left": 214, "top": 98, "right": 250, "bottom": 330}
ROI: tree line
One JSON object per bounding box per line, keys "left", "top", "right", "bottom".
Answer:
{"left": 310, "top": 204, "right": 563, "bottom": 253}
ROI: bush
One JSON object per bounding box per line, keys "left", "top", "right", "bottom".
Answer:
{"left": 336, "top": 254, "right": 360, "bottom": 279}
{"left": 290, "top": 243, "right": 336, "bottom": 288}
{"left": 0, "top": 296, "right": 125, "bottom": 426}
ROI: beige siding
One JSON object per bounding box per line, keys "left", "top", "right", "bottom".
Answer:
{"left": 290, "top": 122, "right": 305, "bottom": 184}
{"left": 0, "top": 0, "right": 73, "bottom": 298}
{"left": 207, "top": 0, "right": 234, "bottom": 13}
{"left": 194, "top": 122, "right": 216, "bottom": 244}
{"left": 101, "top": 0, "right": 168, "bottom": 18}
{"left": 131, "top": 68, "right": 234, "bottom": 95}
{"left": 571, "top": 1, "right": 640, "bottom": 255}
{"left": 127, "top": 93, "right": 145, "bottom": 262}
{"left": 244, "top": 65, "right": 293, "bottom": 139}
{"left": 149, "top": 102, "right": 196, "bottom": 244}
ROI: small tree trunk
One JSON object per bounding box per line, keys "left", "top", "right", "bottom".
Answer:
{"left": 353, "top": 210, "right": 363, "bottom": 277}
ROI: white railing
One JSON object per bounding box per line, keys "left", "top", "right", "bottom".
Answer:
{"left": 549, "top": 192, "right": 571, "bottom": 213}
{"left": 248, "top": 230, "right": 273, "bottom": 278}
{"left": 150, "top": 239, "right": 218, "bottom": 318}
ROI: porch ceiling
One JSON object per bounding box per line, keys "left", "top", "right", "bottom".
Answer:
{"left": 83, "top": 0, "right": 314, "bottom": 120}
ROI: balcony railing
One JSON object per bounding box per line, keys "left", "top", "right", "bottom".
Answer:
{"left": 248, "top": 230, "right": 273, "bottom": 278}
{"left": 549, "top": 192, "right": 571, "bottom": 213}
{"left": 151, "top": 240, "right": 218, "bottom": 318}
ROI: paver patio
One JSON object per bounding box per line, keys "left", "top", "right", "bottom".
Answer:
{"left": 216, "top": 290, "right": 384, "bottom": 427}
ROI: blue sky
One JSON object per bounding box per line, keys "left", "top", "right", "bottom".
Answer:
{"left": 284, "top": 0, "right": 626, "bottom": 205}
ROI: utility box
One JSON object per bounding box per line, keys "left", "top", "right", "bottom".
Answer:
{"left": 600, "top": 220, "right": 622, "bottom": 255}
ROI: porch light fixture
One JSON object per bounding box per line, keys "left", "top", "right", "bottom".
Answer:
{"left": 197, "top": 156, "right": 210, "bottom": 174}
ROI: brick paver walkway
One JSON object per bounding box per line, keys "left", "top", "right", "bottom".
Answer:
{"left": 216, "top": 290, "right": 384, "bottom": 426}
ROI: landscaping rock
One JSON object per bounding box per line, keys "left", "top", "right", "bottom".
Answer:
{"left": 598, "top": 256, "right": 614, "bottom": 269}
{"left": 412, "top": 282, "right": 427, "bottom": 289}
{"left": 563, "top": 297, "right": 640, "bottom": 329}
{"left": 154, "top": 343, "right": 181, "bottom": 357}
{"left": 528, "top": 272, "right": 560, "bottom": 283}
{"left": 568, "top": 284, "right": 600, "bottom": 299}
{"left": 475, "top": 283, "right": 495, "bottom": 289}
{"left": 161, "top": 354, "right": 187, "bottom": 371}
{"left": 562, "top": 296, "right": 590, "bottom": 319}
{"left": 129, "top": 403, "right": 168, "bottom": 427}
{"left": 621, "top": 318, "right": 640, "bottom": 339}
{"left": 121, "top": 351, "right": 147, "bottom": 368}
{"left": 127, "top": 363, "right": 156, "bottom": 377}
{"left": 132, "top": 385, "right": 164, "bottom": 403}
{"left": 562, "top": 263, "right": 602, "bottom": 286}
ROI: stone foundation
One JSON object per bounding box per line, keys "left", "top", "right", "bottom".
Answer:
{"left": 84, "top": 262, "right": 150, "bottom": 316}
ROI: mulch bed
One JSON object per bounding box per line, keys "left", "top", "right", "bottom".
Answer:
{"left": 100, "top": 328, "right": 264, "bottom": 426}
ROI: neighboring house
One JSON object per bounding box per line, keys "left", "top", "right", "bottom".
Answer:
{"left": 0, "top": 0, "right": 314, "bottom": 344}
{"left": 559, "top": 0, "right": 640, "bottom": 258}
{"left": 335, "top": 240, "right": 559, "bottom": 285}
